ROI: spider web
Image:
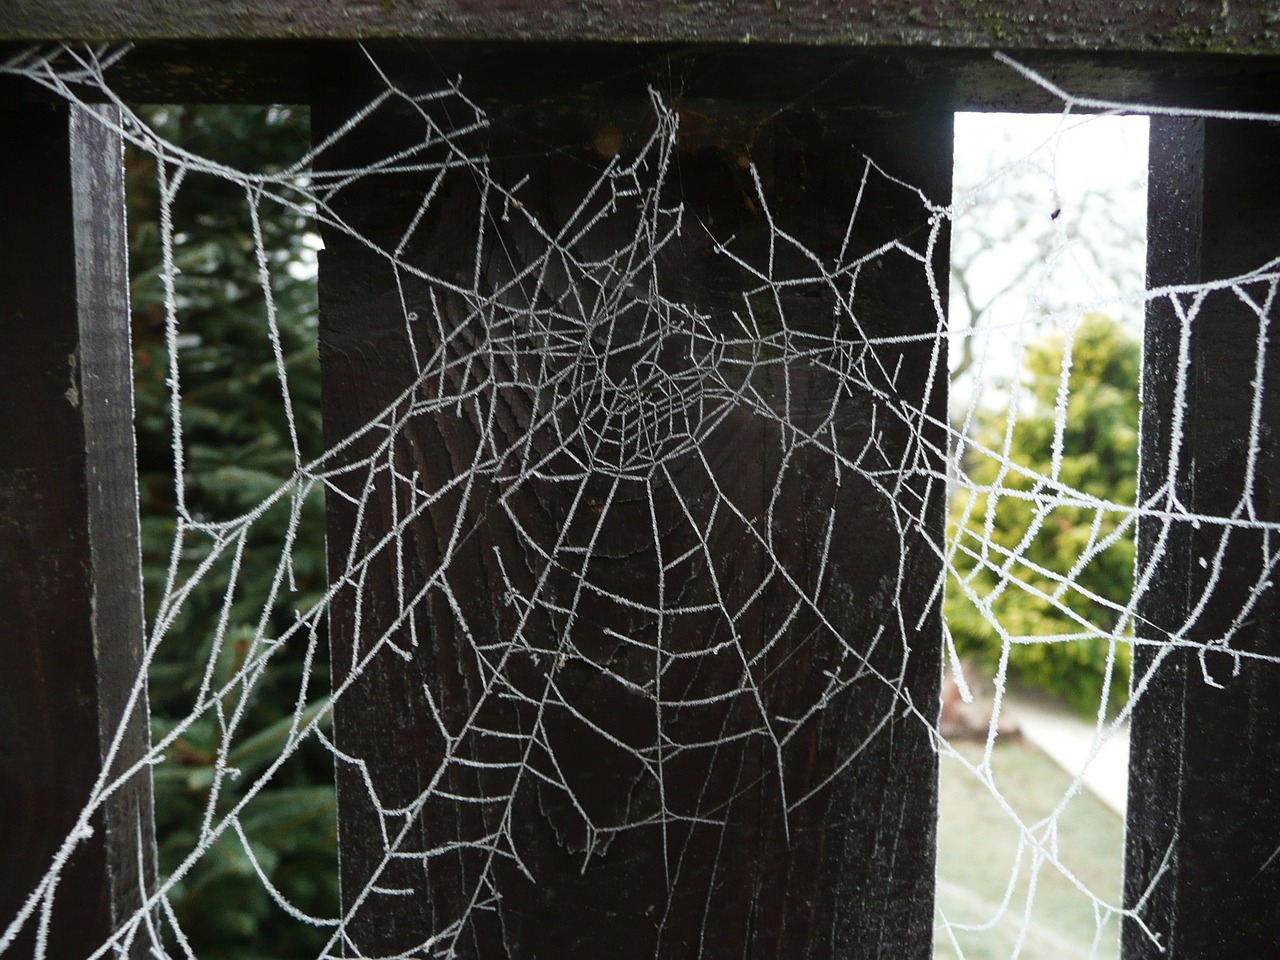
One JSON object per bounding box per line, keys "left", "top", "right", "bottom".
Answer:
{"left": 2, "top": 42, "right": 1279, "bottom": 960}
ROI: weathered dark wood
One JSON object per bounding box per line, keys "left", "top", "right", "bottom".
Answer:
{"left": 6, "top": 41, "right": 1280, "bottom": 116}
{"left": 0, "top": 101, "right": 155, "bottom": 957}
{"left": 1123, "top": 116, "right": 1280, "bottom": 957}
{"left": 3, "top": 0, "right": 1280, "bottom": 52}
{"left": 316, "top": 55, "right": 948, "bottom": 958}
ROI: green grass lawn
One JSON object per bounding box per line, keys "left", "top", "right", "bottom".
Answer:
{"left": 934, "top": 738, "right": 1125, "bottom": 960}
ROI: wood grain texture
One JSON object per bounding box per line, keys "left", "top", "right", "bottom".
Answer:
{"left": 3, "top": 0, "right": 1280, "bottom": 52}
{"left": 1123, "top": 117, "right": 1280, "bottom": 958}
{"left": 70, "top": 102, "right": 158, "bottom": 956}
{"left": 0, "top": 102, "right": 155, "bottom": 957}
{"left": 4, "top": 39, "right": 1280, "bottom": 118}
{"left": 315, "top": 54, "right": 948, "bottom": 958}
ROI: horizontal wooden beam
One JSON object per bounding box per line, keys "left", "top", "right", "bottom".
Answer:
{"left": 4, "top": 0, "right": 1280, "bottom": 53}
{"left": 3, "top": 41, "right": 1280, "bottom": 114}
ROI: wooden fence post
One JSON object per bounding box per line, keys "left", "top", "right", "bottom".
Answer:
{"left": 1124, "top": 116, "right": 1280, "bottom": 957}
{"left": 314, "top": 53, "right": 949, "bottom": 958}
{"left": 0, "top": 100, "right": 156, "bottom": 957}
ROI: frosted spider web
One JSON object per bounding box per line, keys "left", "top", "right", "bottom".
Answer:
{"left": 3, "top": 42, "right": 1280, "bottom": 960}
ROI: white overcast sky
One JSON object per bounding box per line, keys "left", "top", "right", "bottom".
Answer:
{"left": 949, "top": 112, "right": 1150, "bottom": 413}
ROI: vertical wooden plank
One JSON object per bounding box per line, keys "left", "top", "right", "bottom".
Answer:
{"left": 0, "top": 101, "right": 156, "bottom": 956}
{"left": 1123, "top": 117, "right": 1280, "bottom": 957}
{"left": 316, "top": 58, "right": 949, "bottom": 958}
{"left": 69, "top": 102, "right": 159, "bottom": 958}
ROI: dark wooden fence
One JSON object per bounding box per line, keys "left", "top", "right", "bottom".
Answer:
{"left": 3, "top": 3, "right": 1280, "bottom": 957}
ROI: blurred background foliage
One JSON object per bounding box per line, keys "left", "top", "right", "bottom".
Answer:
{"left": 945, "top": 312, "right": 1140, "bottom": 715}
{"left": 127, "top": 104, "right": 338, "bottom": 958}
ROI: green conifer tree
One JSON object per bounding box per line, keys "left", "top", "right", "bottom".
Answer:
{"left": 129, "top": 105, "right": 338, "bottom": 959}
